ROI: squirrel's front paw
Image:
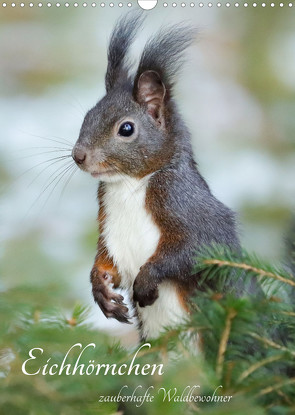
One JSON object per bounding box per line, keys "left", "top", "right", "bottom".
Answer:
{"left": 133, "top": 268, "right": 159, "bottom": 307}
{"left": 90, "top": 268, "right": 131, "bottom": 324}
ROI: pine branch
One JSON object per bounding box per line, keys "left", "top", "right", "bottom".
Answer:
{"left": 257, "top": 377, "right": 295, "bottom": 397}
{"left": 216, "top": 308, "right": 237, "bottom": 378}
{"left": 249, "top": 332, "right": 295, "bottom": 357}
{"left": 2, "top": 242, "right": 295, "bottom": 414}
{"left": 202, "top": 258, "right": 295, "bottom": 288}
{"left": 237, "top": 353, "right": 286, "bottom": 383}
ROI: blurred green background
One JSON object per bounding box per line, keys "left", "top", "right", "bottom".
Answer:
{"left": 1, "top": 3, "right": 295, "bottom": 341}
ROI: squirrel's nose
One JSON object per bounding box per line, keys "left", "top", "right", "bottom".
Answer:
{"left": 72, "top": 147, "right": 86, "bottom": 165}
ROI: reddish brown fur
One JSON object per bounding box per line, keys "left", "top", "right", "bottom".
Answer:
{"left": 175, "top": 284, "right": 191, "bottom": 313}
{"left": 92, "top": 184, "right": 121, "bottom": 288}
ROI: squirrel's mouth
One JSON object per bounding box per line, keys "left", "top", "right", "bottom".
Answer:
{"left": 90, "top": 169, "right": 116, "bottom": 178}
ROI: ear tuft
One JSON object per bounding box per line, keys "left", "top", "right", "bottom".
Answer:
{"left": 135, "top": 71, "right": 166, "bottom": 125}
{"left": 105, "top": 11, "right": 145, "bottom": 92}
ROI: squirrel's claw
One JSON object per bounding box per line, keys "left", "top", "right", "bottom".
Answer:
{"left": 91, "top": 269, "right": 131, "bottom": 324}
{"left": 96, "top": 291, "right": 131, "bottom": 324}
{"left": 111, "top": 292, "right": 125, "bottom": 305}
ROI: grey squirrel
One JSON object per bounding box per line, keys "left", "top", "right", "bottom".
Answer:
{"left": 72, "top": 13, "right": 240, "bottom": 340}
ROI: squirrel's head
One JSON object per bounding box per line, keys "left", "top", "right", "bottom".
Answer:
{"left": 72, "top": 13, "right": 195, "bottom": 182}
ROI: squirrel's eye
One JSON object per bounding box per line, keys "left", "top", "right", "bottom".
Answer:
{"left": 118, "top": 122, "right": 134, "bottom": 137}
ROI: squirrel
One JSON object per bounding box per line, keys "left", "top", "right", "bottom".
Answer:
{"left": 72, "top": 13, "right": 240, "bottom": 340}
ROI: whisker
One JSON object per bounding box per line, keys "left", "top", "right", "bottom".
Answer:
{"left": 11, "top": 149, "right": 71, "bottom": 161}
{"left": 58, "top": 165, "right": 78, "bottom": 203}
{"left": 28, "top": 157, "right": 73, "bottom": 188}
{"left": 17, "top": 155, "right": 72, "bottom": 181}
{"left": 50, "top": 135, "right": 74, "bottom": 146}
{"left": 17, "top": 146, "right": 72, "bottom": 152}
{"left": 19, "top": 131, "right": 73, "bottom": 147}
{"left": 0, "top": 153, "right": 73, "bottom": 199}
{"left": 0, "top": 156, "right": 71, "bottom": 193}
{"left": 32, "top": 135, "right": 72, "bottom": 147}
{"left": 40, "top": 163, "right": 76, "bottom": 211}
{"left": 65, "top": 93, "right": 87, "bottom": 117}
{"left": 39, "top": 161, "right": 75, "bottom": 196}
{"left": 26, "top": 161, "right": 75, "bottom": 214}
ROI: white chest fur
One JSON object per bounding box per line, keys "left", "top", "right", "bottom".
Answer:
{"left": 101, "top": 175, "right": 188, "bottom": 339}
{"left": 102, "top": 175, "right": 160, "bottom": 290}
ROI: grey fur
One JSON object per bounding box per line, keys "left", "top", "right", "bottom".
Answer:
{"left": 73, "top": 13, "right": 245, "bottom": 323}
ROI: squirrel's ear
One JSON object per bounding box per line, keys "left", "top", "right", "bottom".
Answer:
{"left": 135, "top": 70, "right": 166, "bottom": 126}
